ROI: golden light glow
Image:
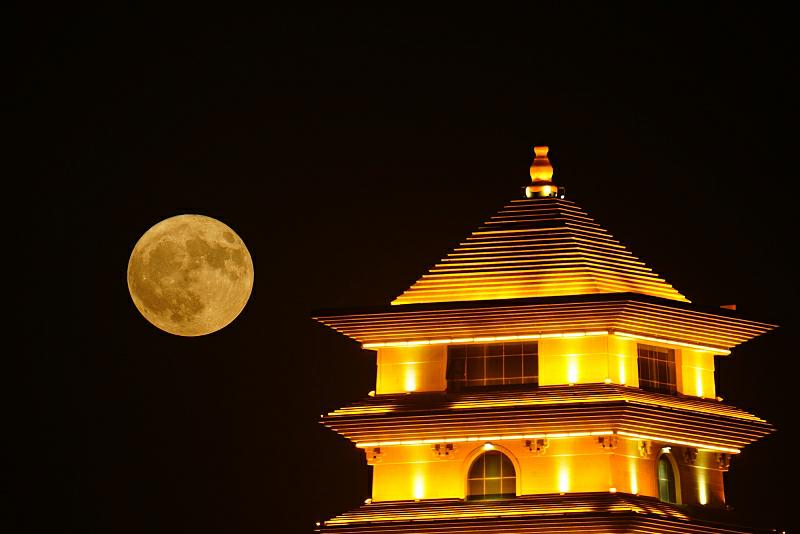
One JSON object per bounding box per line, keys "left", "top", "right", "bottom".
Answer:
{"left": 618, "top": 356, "right": 627, "bottom": 385}
{"left": 413, "top": 472, "right": 425, "bottom": 500}
{"left": 695, "top": 370, "right": 704, "bottom": 398}
{"left": 567, "top": 355, "right": 579, "bottom": 384}
{"left": 317, "top": 300, "right": 772, "bottom": 352}
{"left": 614, "top": 331, "right": 730, "bottom": 355}
{"left": 356, "top": 430, "right": 614, "bottom": 449}
{"left": 482, "top": 442, "right": 495, "bottom": 451}
{"left": 390, "top": 198, "right": 689, "bottom": 305}
{"left": 629, "top": 460, "right": 639, "bottom": 495}
{"left": 404, "top": 367, "right": 417, "bottom": 392}
{"left": 618, "top": 432, "right": 740, "bottom": 454}
{"left": 698, "top": 471, "right": 708, "bottom": 505}
{"left": 323, "top": 492, "right": 692, "bottom": 526}
{"left": 362, "top": 330, "right": 609, "bottom": 349}
{"left": 558, "top": 463, "right": 570, "bottom": 493}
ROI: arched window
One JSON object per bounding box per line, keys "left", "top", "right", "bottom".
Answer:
{"left": 657, "top": 454, "right": 678, "bottom": 503}
{"left": 467, "top": 450, "right": 516, "bottom": 500}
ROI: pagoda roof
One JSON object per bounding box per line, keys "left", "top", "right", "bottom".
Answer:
{"left": 321, "top": 384, "right": 773, "bottom": 452}
{"left": 318, "top": 492, "right": 768, "bottom": 533}
{"left": 392, "top": 197, "right": 688, "bottom": 305}
{"left": 314, "top": 292, "right": 775, "bottom": 353}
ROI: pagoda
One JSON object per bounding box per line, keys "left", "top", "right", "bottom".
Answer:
{"left": 314, "top": 147, "right": 776, "bottom": 533}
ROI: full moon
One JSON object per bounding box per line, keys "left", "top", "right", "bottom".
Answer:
{"left": 127, "top": 214, "right": 254, "bottom": 336}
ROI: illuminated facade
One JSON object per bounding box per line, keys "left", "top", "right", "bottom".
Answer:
{"left": 315, "top": 147, "right": 776, "bottom": 532}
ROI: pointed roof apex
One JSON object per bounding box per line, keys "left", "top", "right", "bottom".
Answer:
{"left": 526, "top": 146, "right": 560, "bottom": 198}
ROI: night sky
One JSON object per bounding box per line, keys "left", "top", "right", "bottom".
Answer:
{"left": 20, "top": 5, "right": 798, "bottom": 533}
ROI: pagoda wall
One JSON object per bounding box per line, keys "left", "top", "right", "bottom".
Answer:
{"left": 373, "top": 336, "right": 717, "bottom": 398}
{"left": 369, "top": 438, "right": 724, "bottom": 506}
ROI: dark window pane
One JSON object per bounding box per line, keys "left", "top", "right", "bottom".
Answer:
{"left": 466, "top": 344, "right": 485, "bottom": 358}
{"left": 657, "top": 456, "right": 676, "bottom": 503}
{"left": 448, "top": 342, "right": 539, "bottom": 390}
{"left": 467, "top": 451, "right": 516, "bottom": 500}
{"left": 487, "top": 343, "right": 503, "bottom": 356}
{"left": 501, "top": 454, "right": 514, "bottom": 477}
{"left": 484, "top": 478, "right": 502, "bottom": 496}
{"left": 638, "top": 344, "right": 676, "bottom": 394}
{"left": 484, "top": 452, "right": 501, "bottom": 477}
{"left": 468, "top": 479, "right": 483, "bottom": 496}
{"left": 467, "top": 359, "right": 485, "bottom": 380}
{"left": 504, "top": 355, "right": 521, "bottom": 378}
{"left": 449, "top": 346, "right": 466, "bottom": 359}
{"left": 501, "top": 477, "right": 516, "bottom": 495}
{"left": 522, "top": 354, "right": 538, "bottom": 378}
{"left": 468, "top": 455, "right": 484, "bottom": 478}
{"left": 486, "top": 357, "right": 503, "bottom": 379}
{"left": 447, "top": 355, "right": 465, "bottom": 381}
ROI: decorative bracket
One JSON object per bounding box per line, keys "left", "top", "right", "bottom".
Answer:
{"left": 716, "top": 453, "right": 731, "bottom": 471}
{"left": 432, "top": 443, "right": 455, "bottom": 458}
{"left": 638, "top": 440, "right": 653, "bottom": 458}
{"left": 366, "top": 447, "right": 383, "bottom": 465}
{"left": 597, "top": 436, "right": 618, "bottom": 450}
{"left": 525, "top": 438, "right": 550, "bottom": 455}
{"left": 682, "top": 447, "right": 698, "bottom": 466}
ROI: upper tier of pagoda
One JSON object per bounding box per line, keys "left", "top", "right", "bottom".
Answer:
{"left": 393, "top": 147, "right": 687, "bottom": 305}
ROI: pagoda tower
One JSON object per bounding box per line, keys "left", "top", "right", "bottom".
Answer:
{"left": 314, "top": 147, "right": 776, "bottom": 533}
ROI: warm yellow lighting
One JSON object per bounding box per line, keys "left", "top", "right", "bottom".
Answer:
{"left": 614, "top": 331, "right": 730, "bottom": 355}
{"left": 413, "top": 473, "right": 425, "bottom": 500}
{"left": 603, "top": 377, "right": 611, "bottom": 384}
{"left": 482, "top": 442, "right": 495, "bottom": 451}
{"left": 356, "top": 430, "right": 613, "bottom": 449}
{"left": 695, "top": 371, "right": 704, "bottom": 398}
{"left": 362, "top": 330, "right": 609, "bottom": 349}
{"left": 355, "top": 431, "right": 741, "bottom": 453}
{"left": 618, "top": 356, "right": 627, "bottom": 385}
{"left": 629, "top": 461, "right": 639, "bottom": 495}
{"left": 619, "top": 432, "right": 739, "bottom": 454}
{"left": 567, "top": 356, "right": 578, "bottom": 384}
{"left": 698, "top": 471, "right": 708, "bottom": 505}
{"left": 558, "top": 465, "right": 570, "bottom": 493}
{"left": 404, "top": 367, "right": 417, "bottom": 392}
{"left": 609, "top": 487, "right": 617, "bottom": 493}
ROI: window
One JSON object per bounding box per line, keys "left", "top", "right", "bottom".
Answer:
{"left": 657, "top": 454, "right": 678, "bottom": 503}
{"left": 637, "top": 343, "right": 677, "bottom": 394}
{"left": 467, "top": 451, "right": 516, "bottom": 500}
{"left": 446, "top": 342, "right": 538, "bottom": 389}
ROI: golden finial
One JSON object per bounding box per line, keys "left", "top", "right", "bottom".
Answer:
{"left": 525, "top": 145, "right": 561, "bottom": 198}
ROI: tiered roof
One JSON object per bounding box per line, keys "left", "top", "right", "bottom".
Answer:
{"left": 322, "top": 383, "right": 772, "bottom": 453}
{"left": 319, "top": 492, "right": 767, "bottom": 533}
{"left": 315, "top": 292, "right": 774, "bottom": 353}
{"left": 392, "top": 197, "right": 687, "bottom": 305}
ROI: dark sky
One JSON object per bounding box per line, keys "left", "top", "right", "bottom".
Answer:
{"left": 19, "top": 5, "right": 798, "bottom": 533}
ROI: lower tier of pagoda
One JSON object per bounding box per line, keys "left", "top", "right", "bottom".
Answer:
{"left": 317, "top": 492, "right": 768, "bottom": 533}
{"left": 322, "top": 383, "right": 772, "bottom": 452}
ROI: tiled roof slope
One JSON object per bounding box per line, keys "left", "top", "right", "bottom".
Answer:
{"left": 393, "top": 197, "right": 688, "bottom": 305}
